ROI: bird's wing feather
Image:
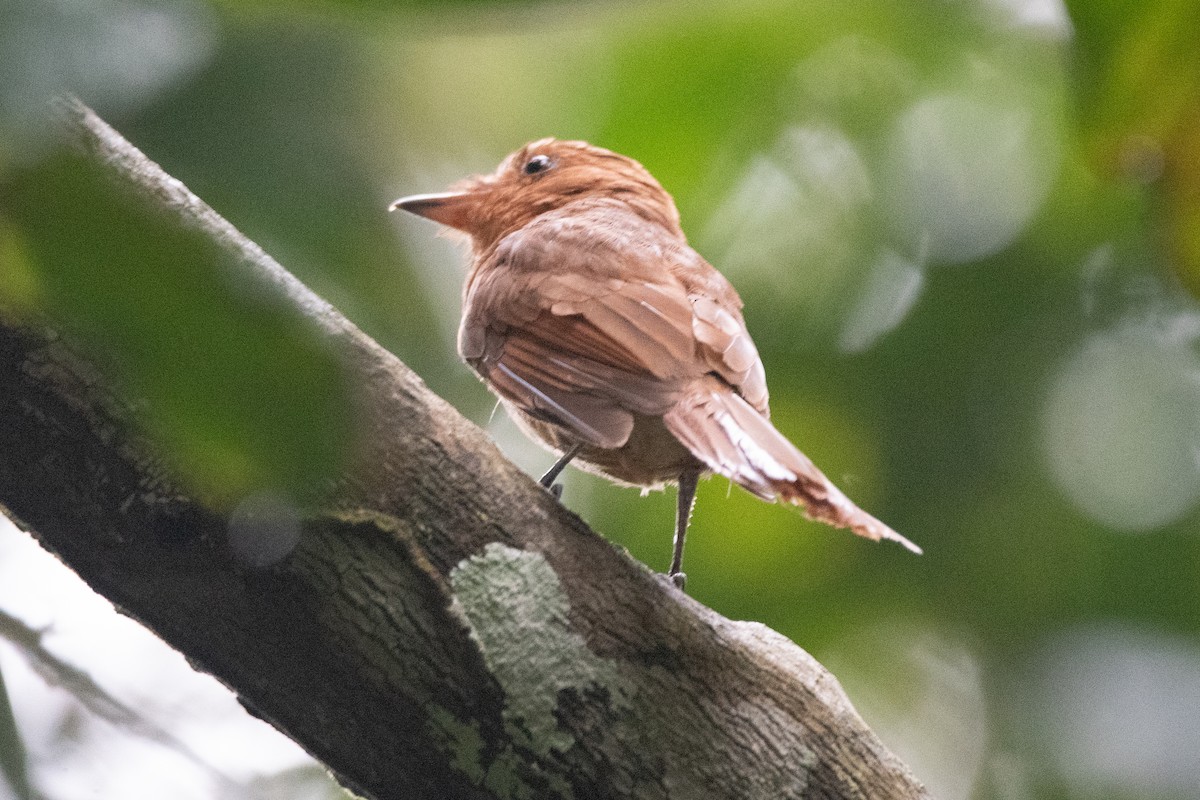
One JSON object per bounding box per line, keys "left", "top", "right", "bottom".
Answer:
{"left": 689, "top": 290, "right": 768, "bottom": 414}
{"left": 459, "top": 205, "right": 768, "bottom": 447}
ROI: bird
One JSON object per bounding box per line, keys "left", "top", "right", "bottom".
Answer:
{"left": 391, "top": 139, "right": 920, "bottom": 588}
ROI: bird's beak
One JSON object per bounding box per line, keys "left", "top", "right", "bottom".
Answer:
{"left": 389, "top": 191, "right": 477, "bottom": 233}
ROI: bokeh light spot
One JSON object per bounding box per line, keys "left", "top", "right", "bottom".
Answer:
{"left": 1033, "top": 624, "right": 1200, "bottom": 797}
{"left": 227, "top": 491, "right": 302, "bottom": 569}
{"left": 838, "top": 248, "right": 925, "bottom": 353}
{"left": 1042, "top": 316, "right": 1200, "bottom": 531}
{"left": 701, "top": 124, "right": 873, "bottom": 330}
{"left": 823, "top": 623, "right": 988, "bottom": 800}
{"left": 885, "top": 91, "right": 1058, "bottom": 264}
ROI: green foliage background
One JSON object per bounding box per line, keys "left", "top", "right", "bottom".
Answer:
{"left": 2, "top": 0, "right": 1200, "bottom": 798}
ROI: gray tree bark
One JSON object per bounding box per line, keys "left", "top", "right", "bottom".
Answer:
{"left": 0, "top": 98, "right": 929, "bottom": 800}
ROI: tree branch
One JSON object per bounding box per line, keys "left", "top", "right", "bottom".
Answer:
{"left": 0, "top": 98, "right": 928, "bottom": 800}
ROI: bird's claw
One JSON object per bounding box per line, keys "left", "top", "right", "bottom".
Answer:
{"left": 669, "top": 571, "right": 687, "bottom": 590}
{"left": 548, "top": 482, "right": 563, "bottom": 500}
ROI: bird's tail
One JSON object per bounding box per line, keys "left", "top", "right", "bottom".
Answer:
{"left": 663, "top": 376, "right": 921, "bottom": 554}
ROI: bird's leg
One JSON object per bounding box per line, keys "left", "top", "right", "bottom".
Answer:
{"left": 669, "top": 470, "right": 700, "bottom": 590}
{"left": 539, "top": 443, "right": 582, "bottom": 499}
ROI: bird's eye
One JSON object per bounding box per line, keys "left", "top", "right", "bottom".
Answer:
{"left": 523, "top": 154, "right": 553, "bottom": 175}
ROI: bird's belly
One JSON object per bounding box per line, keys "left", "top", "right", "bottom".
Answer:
{"left": 509, "top": 406, "right": 702, "bottom": 489}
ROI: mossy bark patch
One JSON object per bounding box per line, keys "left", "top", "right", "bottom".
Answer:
{"left": 451, "top": 542, "right": 632, "bottom": 757}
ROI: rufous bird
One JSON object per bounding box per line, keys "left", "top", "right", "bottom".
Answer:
{"left": 392, "top": 139, "right": 920, "bottom": 587}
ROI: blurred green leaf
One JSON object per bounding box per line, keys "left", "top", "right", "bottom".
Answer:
{"left": 0, "top": 144, "right": 354, "bottom": 508}
{"left": 1065, "top": 0, "right": 1200, "bottom": 296}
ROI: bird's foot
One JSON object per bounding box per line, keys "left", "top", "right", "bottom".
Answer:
{"left": 547, "top": 482, "right": 563, "bottom": 500}
{"left": 669, "top": 571, "right": 687, "bottom": 591}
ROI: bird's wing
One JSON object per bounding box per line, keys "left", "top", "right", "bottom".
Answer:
{"left": 680, "top": 257, "right": 769, "bottom": 415}
{"left": 459, "top": 210, "right": 706, "bottom": 449}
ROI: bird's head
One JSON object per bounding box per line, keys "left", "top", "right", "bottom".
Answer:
{"left": 391, "top": 139, "right": 683, "bottom": 252}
